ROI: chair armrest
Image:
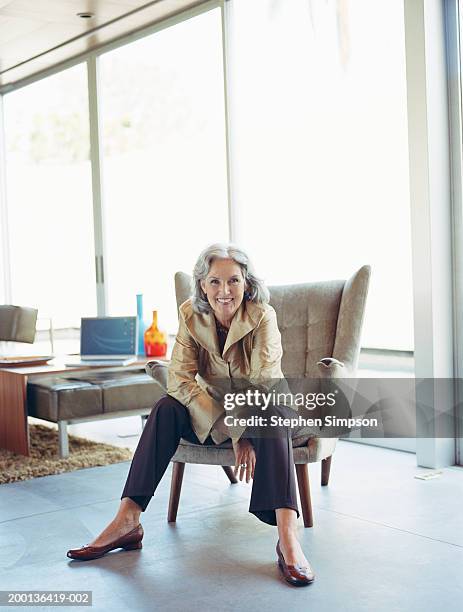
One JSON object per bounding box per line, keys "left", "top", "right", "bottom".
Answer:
{"left": 317, "top": 357, "right": 348, "bottom": 378}
{"left": 316, "top": 357, "right": 356, "bottom": 436}
{"left": 145, "top": 360, "right": 169, "bottom": 391}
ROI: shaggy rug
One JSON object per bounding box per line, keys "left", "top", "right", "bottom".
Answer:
{"left": 0, "top": 424, "right": 134, "bottom": 484}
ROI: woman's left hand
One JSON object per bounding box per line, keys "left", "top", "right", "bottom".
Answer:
{"left": 232, "top": 438, "right": 256, "bottom": 483}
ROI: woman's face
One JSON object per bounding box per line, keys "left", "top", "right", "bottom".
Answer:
{"left": 200, "top": 258, "right": 247, "bottom": 325}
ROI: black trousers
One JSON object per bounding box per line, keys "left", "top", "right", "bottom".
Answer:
{"left": 121, "top": 394, "right": 300, "bottom": 526}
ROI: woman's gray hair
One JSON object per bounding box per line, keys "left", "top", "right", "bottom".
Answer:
{"left": 191, "top": 243, "right": 270, "bottom": 314}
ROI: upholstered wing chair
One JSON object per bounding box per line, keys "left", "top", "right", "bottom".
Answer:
{"left": 146, "top": 266, "right": 370, "bottom": 527}
{"left": 0, "top": 305, "right": 38, "bottom": 354}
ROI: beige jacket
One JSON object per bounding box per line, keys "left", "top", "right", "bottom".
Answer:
{"left": 167, "top": 297, "right": 284, "bottom": 444}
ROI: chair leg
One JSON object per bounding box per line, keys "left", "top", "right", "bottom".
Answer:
{"left": 222, "top": 466, "right": 238, "bottom": 484}
{"left": 295, "top": 464, "right": 314, "bottom": 528}
{"left": 321, "top": 455, "right": 332, "bottom": 486}
{"left": 168, "top": 462, "right": 185, "bottom": 523}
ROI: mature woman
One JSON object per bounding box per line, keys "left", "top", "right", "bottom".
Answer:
{"left": 67, "top": 243, "right": 315, "bottom": 587}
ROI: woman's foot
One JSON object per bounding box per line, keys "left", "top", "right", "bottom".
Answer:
{"left": 88, "top": 498, "right": 141, "bottom": 547}
{"left": 275, "top": 508, "right": 314, "bottom": 584}
{"left": 277, "top": 531, "right": 310, "bottom": 568}
{"left": 66, "top": 498, "right": 143, "bottom": 560}
{"left": 276, "top": 538, "right": 315, "bottom": 586}
{"left": 87, "top": 516, "right": 140, "bottom": 548}
{"left": 66, "top": 524, "right": 143, "bottom": 561}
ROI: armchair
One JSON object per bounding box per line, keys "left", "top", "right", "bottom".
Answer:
{"left": 147, "top": 266, "right": 370, "bottom": 527}
{"left": 0, "top": 305, "right": 38, "bottom": 354}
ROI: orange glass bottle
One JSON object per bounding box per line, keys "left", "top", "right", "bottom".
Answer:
{"left": 144, "top": 310, "right": 167, "bottom": 357}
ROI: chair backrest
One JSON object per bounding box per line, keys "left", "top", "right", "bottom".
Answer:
{"left": 174, "top": 266, "right": 370, "bottom": 377}
{"left": 0, "top": 305, "right": 38, "bottom": 343}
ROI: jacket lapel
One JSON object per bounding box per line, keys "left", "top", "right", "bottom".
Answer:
{"left": 183, "top": 308, "right": 220, "bottom": 355}
{"left": 222, "top": 301, "right": 265, "bottom": 358}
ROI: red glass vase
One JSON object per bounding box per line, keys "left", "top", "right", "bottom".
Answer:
{"left": 144, "top": 310, "right": 167, "bottom": 357}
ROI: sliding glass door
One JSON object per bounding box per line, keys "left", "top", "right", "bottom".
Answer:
{"left": 226, "top": 0, "right": 415, "bottom": 452}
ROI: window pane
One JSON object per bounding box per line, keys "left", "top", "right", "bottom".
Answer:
{"left": 228, "top": 0, "right": 412, "bottom": 351}
{"left": 99, "top": 8, "right": 229, "bottom": 333}
{"left": 3, "top": 64, "right": 96, "bottom": 329}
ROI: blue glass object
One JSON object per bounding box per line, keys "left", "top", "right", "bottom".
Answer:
{"left": 136, "top": 294, "right": 147, "bottom": 356}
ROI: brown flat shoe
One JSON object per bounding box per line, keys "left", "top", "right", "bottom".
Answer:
{"left": 66, "top": 524, "right": 144, "bottom": 561}
{"left": 276, "top": 540, "right": 315, "bottom": 587}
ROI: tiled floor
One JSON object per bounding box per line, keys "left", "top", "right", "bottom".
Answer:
{"left": 0, "top": 430, "right": 462, "bottom": 612}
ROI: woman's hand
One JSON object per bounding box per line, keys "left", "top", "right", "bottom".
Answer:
{"left": 232, "top": 438, "right": 256, "bottom": 483}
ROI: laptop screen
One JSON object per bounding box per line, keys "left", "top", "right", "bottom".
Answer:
{"left": 80, "top": 317, "right": 137, "bottom": 356}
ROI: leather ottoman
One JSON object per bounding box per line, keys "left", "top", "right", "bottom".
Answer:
{"left": 27, "top": 368, "right": 165, "bottom": 457}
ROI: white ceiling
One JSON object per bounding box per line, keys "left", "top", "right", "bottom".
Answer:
{"left": 0, "top": 0, "right": 208, "bottom": 90}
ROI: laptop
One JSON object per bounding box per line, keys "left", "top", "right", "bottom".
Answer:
{"left": 65, "top": 316, "right": 138, "bottom": 367}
